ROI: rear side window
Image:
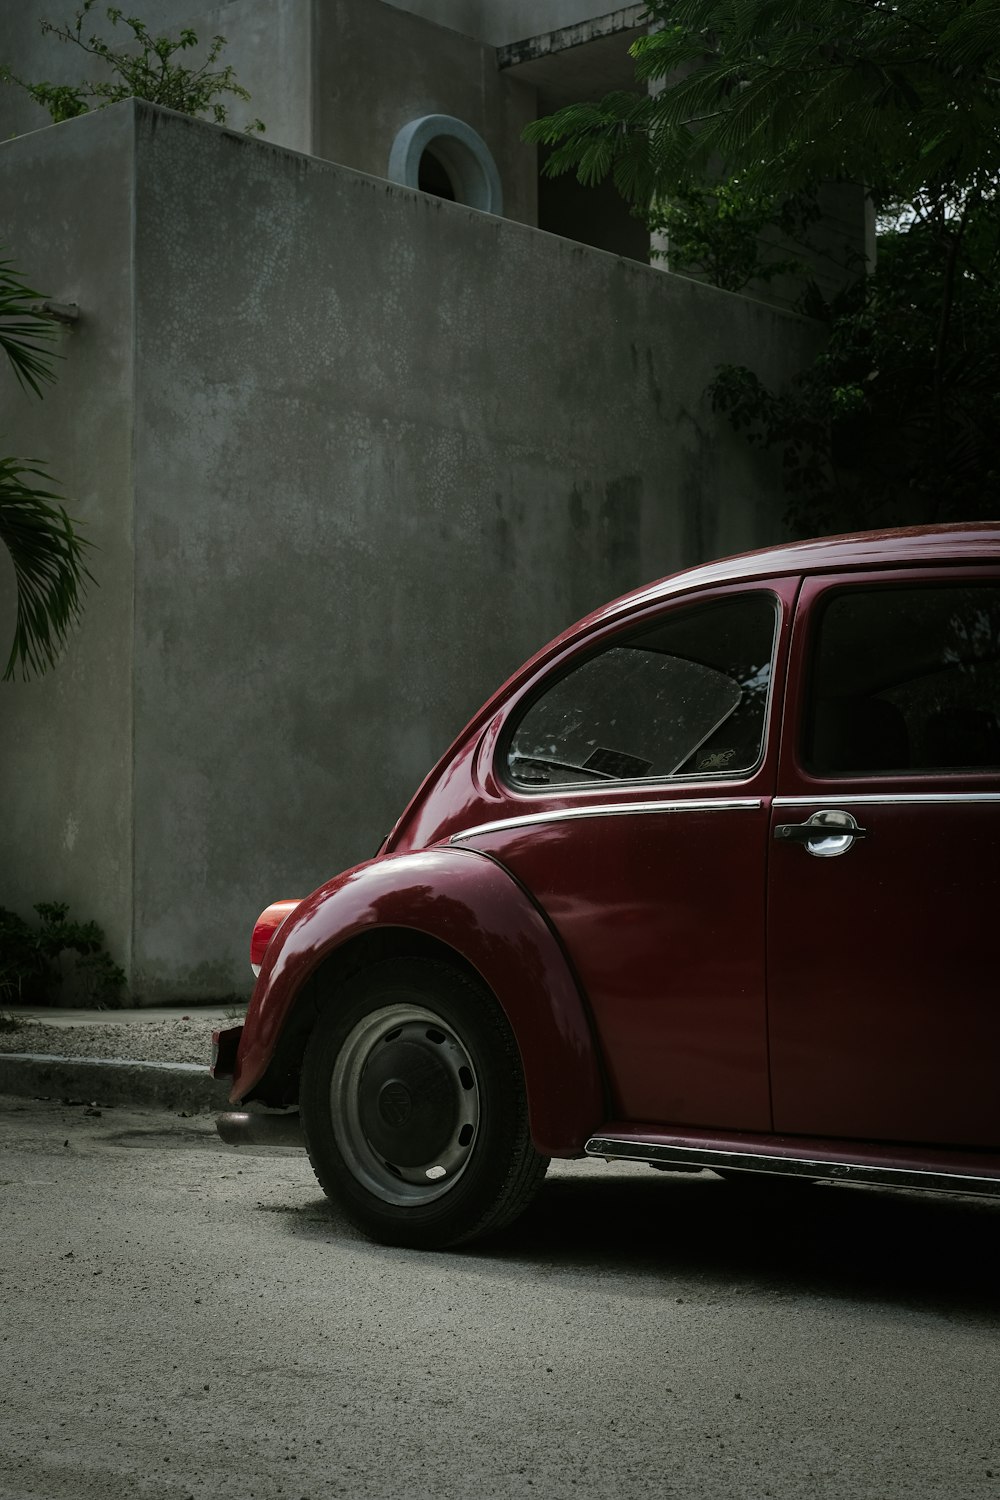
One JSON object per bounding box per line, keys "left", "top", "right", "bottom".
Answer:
{"left": 505, "top": 593, "right": 777, "bottom": 789}
{"left": 805, "top": 583, "right": 1000, "bottom": 775}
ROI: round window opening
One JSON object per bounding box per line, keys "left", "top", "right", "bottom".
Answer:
{"left": 388, "top": 115, "right": 503, "bottom": 215}
{"left": 418, "top": 149, "right": 457, "bottom": 202}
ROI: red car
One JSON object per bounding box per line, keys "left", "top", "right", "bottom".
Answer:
{"left": 213, "top": 523, "right": 1000, "bottom": 1247}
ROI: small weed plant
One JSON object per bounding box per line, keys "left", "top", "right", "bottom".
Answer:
{"left": 2, "top": 1, "right": 264, "bottom": 131}
{"left": 0, "top": 902, "right": 127, "bottom": 1008}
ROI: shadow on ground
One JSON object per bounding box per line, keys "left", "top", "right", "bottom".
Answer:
{"left": 273, "top": 1169, "right": 1000, "bottom": 1324}
{"left": 90, "top": 1110, "right": 1000, "bottom": 1322}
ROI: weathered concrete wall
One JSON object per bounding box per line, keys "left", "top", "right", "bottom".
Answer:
{"left": 379, "top": 0, "right": 641, "bottom": 46}
{"left": 0, "top": 108, "right": 136, "bottom": 971}
{"left": 0, "top": 0, "right": 311, "bottom": 150}
{"left": 1, "top": 103, "right": 819, "bottom": 999}
{"left": 0, "top": 0, "right": 536, "bottom": 220}
{"left": 380, "top": 0, "right": 483, "bottom": 39}
{"left": 478, "top": 1, "right": 633, "bottom": 46}
{"left": 313, "top": 0, "right": 538, "bottom": 225}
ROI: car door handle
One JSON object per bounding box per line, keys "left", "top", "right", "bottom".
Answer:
{"left": 774, "top": 809, "right": 868, "bottom": 858}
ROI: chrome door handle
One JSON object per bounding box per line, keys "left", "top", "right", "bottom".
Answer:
{"left": 773, "top": 809, "right": 868, "bottom": 858}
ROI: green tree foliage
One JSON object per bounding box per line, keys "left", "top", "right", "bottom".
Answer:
{"left": 2, "top": 0, "right": 264, "bottom": 130}
{"left": 525, "top": 0, "right": 1000, "bottom": 534}
{"left": 646, "top": 180, "right": 817, "bottom": 292}
{"left": 0, "top": 901, "right": 126, "bottom": 1006}
{"left": 710, "top": 204, "right": 1000, "bottom": 533}
{"left": 0, "top": 254, "right": 93, "bottom": 680}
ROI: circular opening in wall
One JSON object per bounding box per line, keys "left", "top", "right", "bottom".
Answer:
{"left": 418, "top": 149, "right": 457, "bottom": 202}
{"left": 388, "top": 115, "right": 504, "bottom": 216}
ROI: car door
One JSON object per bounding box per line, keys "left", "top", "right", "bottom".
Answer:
{"left": 458, "top": 579, "right": 796, "bottom": 1132}
{"left": 767, "top": 568, "right": 1000, "bottom": 1148}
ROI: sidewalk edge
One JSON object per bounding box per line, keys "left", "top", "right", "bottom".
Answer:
{"left": 0, "top": 1053, "right": 229, "bottom": 1113}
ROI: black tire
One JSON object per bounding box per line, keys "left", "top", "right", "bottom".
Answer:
{"left": 299, "top": 958, "right": 549, "bottom": 1249}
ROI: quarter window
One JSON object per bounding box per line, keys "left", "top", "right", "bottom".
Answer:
{"left": 505, "top": 594, "right": 777, "bottom": 789}
{"left": 805, "top": 583, "right": 1000, "bottom": 775}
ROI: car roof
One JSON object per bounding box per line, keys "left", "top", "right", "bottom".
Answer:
{"left": 395, "top": 523, "right": 1000, "bottom": 838}
{"left": 585, "top": 522, "right": 1000, "bottom": 632}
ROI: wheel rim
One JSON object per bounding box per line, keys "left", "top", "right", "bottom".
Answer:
{"left": 330, "top": 1003, "right": 481, "bottom": 1206}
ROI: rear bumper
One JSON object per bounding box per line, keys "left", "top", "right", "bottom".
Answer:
{"left": 210, "top": 1024, "right": 244, "bottom": 1080}
{"left": 216, "top": 1110, "right": 305, "bottom": 1148}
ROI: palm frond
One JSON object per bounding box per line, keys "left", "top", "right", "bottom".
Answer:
{"left": 0, "top": 255, "right": 59, "bottom": 399}
{"left": 0, "top": 458, "right": 94, "bottom": 681}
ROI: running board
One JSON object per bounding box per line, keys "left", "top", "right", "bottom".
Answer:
{"left": 585, "top": 1135, "right": 1000, "bottom": 1198}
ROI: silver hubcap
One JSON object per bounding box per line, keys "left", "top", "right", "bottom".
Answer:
{"left": 331, "top": 1003, "right": 480, "bottom": 1205}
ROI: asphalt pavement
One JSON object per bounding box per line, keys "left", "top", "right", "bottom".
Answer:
{"left": 2, "top": 1011, "right": 1000, "bottom": 1499}
{"left": 2, "top": 1096, "right": 1000, "bottom": 1500}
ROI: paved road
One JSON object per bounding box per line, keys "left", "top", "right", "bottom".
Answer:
{"left": 2, "top": 1096, "right": 999, "bottom": 1500}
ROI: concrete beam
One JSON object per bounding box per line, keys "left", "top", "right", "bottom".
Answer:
{"left": 497, "top": 7, "right": 647, "bottom": 111}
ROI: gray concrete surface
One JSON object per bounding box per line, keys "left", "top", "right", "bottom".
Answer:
{"left": 0, "top": 0, "right": 537, "bottom": 208}
{"left": 0, "top": 1007, "right": 238, "bottom": 1030}
{"left": 0, "top": 1053, "right": 229, "bottom": 1112}
{"left": 0, "top": 1006, "right": 237, "bottom": 1109}
{"left": 0, "top": 0, "right": 868, "bottom": 275}
{"left": 314, "top": 0, "right": 538, "bottom": 225}
{"left": 0, "top": 102, "right": 820, "bottom": 1004}
{"left": 1, "top": 1095, "right": 999, "bottom": 1500}
{"left": 0, "top": 0, "right": 311, "bottom": 148}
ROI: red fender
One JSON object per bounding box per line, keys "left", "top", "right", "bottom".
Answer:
{"left": 231, "top": 847, "right": 606, "bottom": 1156}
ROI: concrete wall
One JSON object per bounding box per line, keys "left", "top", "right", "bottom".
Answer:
{"left": 0, "top": 0, "right": 538, "bottom": 220}
{"left": 379, "top": 2, "right": 633, "bottom": 46}
{"left": 0, "top": 103, "right": 819, "bottom": 999}
{"left": 313, "top": 0, "right": 538, "bottom": 225}
{"left": 0, "top": 0, "right": 311, "bottom": 150}
{"left": 380, "top": 0, "right": 483, "bottom": 38}
{"left": 479, "top": 2, "right": 631, "bottom": 46}
{"left": 0, "top": 108, "right": 136, "bottom": 971}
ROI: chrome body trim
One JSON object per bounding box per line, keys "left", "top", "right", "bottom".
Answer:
{"left": 774, "top": 792, "right": 1000, "bottom": 807}
{"left": 449, "top": 798, "right": 763, "bottom": 844}
{"left": 585, "top": 1137, "right": 1000, "bottom": 1197}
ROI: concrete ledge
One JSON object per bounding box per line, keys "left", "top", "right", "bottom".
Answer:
{"left": 0, "top": 1054, "right": 231, "bottom": 1113}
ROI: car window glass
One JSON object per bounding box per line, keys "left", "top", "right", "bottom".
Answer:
{"left": 805, "top": 583, "right": 1000, "bottom": 775}
{"left": 506, "top": 594, "right": 777, "bottom": 788}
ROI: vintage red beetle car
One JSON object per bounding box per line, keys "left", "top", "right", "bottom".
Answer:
{"left": 213, "top": 524, "right": 1000, "bottom": 1247}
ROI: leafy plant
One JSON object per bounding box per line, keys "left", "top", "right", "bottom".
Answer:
{"left": 2, "top": 1, "right": 264, "bottom": 131}
{"left": 0, "top": 252, "right": 94, "bottom": 680}
{"left": 646, "top": 181, "right": 818, "bottom": 292}
{"left": 524, "top": 0, "right": 1000, "bottom": 536}
{"left": 0, "top": 902, "right": 127, "bottom": 1007}
{"left": 524, "top": 0, "right": 1000, "bottom": 210}
{"left": 709, "top": 191, "right": 1000, "bottom": 536}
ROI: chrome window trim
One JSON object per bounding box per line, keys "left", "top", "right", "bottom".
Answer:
{"left": 449, "top": 798, "right": 762, "bottom": 844}
{"left": 774, "top": 792, "right": 1000, "bottom": 807}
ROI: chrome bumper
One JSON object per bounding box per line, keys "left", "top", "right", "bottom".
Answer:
{"left": 216, "top": 1110, "right": 305, "bottom": 1148}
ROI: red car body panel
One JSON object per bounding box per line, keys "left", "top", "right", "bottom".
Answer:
{"left": 231, "top": 847, "right": 605, "bottom": 1156}
{"left": 458, "top": 805, "right": 772, "bottom": 1129}
{"left": 767, "top": 565, "right": 1000, "bottom": 1149}
{"left": 231, "top": 523, "right": 1000, "bottom": 1178}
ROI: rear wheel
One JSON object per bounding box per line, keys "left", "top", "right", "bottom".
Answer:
{"left": 300, "top": 958, "right": 548, "bottom": 1248}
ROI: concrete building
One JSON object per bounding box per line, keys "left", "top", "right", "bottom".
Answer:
{"left": 1, "top": 1, "right": 866, "bottom": 286}
{"left": 0, "top": 5, "right": 830, "bottom": 1000}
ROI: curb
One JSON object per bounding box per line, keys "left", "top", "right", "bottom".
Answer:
{"left": 0, "top": 1053, "right": 231, "bottom": 1113}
